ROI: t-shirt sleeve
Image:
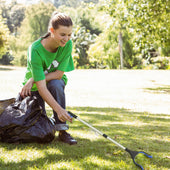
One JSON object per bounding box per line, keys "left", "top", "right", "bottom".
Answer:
{"left": 57, "top": 40, "right": 75, "bottom": 72}
{"left": 29, "top": 47, "right": 45, "bottom": 82}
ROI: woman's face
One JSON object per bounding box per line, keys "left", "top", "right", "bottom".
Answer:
{"left": 51, "top": 25, "right": 72, "bottom": 47}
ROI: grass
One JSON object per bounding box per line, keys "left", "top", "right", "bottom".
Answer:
{"left": 0, "top": 106, "right": 170, "bottom": 170}
{"left": 144, "top": 85, "right": 170, "bottom": 94}
{"left": 0, "top": 67, "right": 13, "bottom": 71}
{"left": 0, "top": 66, "right": 170, "bottom": 169}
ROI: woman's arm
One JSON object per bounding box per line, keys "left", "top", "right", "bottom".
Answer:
{"left": 20, "top": 72, "right": 71, "bottom": 122}
{"left": 36, "top": 79, "right": 72, "bottom": 123}
{"left": 20, "top": 70, "right": 64, "bottom": 98}
{"left": 20, "top": 77, "right": 34, "bottom": 97}
{"left": 45, "top": 70, "right": 64, "bottom": 81}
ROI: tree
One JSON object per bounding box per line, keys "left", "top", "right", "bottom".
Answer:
{"left": 58, "top": 3, "right": 102, "bottom": 35}
{"left": 72, "top": 26, "right": 96, "bottom": 66}
{"left": 88, "top": 22, "right": 123, "bottom": 69}
{"left": 126, "top": 0, "right": 169, "bottom": 58}
{"left": 0, "top": 13, "right": 10, "bottom": 57}
{"left": 99, "top": 0, "right": 169, "bottom": 69}
{"left": 76, "top": 4, "right": 102, "bottom": 35}
{"left": 54, "top": 0, "right": 99, "bottom": 8}
{"left": 11, "top": 2, "right": 56, "bottom": 66}
{"left": 10, "top": 4, "right": 26, "bottom": 36}
{"left": 54, "top": 0, "right": 81, "bottom": 8}
{"left": 99, "top": 0, "right": 138, "bottom": 68}
{"left": 84, "top": 0, "right": 99, "bottom": 3}
{"left": 21, "top": 2, "right": 56, "bottom": 42}
{"left": 100, "top": 0, "right": 132, "bottom": 69}
{"left": 0, "top": 0, "right": 18, "bottom": 33}
{"left": 58, "top": 4, "right": 102, "bottom": 67}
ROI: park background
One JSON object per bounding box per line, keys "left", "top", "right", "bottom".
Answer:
{"left": 0, "top": 0, "right": 170, "bottom": 170}
{"left": 0, "top": 0, "right": 169, "bottom": 69}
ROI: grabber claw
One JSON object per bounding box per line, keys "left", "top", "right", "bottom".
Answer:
{"left": 125, "top": 148, "right": 152, "bottom": 170}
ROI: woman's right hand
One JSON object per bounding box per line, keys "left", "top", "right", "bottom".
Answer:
{"left": 20, "top": 78, "right": 34, "bottom": 98}
{"left": 57, "top": 107, "right": 72, "bottom": 123}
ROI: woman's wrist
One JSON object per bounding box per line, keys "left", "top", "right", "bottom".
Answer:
{"left": 28, "top": 77, "right": 34, "bottom": 85}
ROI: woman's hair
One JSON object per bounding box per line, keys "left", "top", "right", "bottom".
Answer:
{"left": 42, "top": 11, "right": 73, "bottom": 38}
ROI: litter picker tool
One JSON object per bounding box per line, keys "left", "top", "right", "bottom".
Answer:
{"left": 68, "top": 111, "right": 152, "bottom": 170}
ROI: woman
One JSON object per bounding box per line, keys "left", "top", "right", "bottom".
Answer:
{"left": 20, "top": 11, "right": 77, "bottom": 145}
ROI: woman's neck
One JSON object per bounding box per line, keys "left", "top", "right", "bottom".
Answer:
{"left": 41, "top": 37, "right": 59, "bottom": 53}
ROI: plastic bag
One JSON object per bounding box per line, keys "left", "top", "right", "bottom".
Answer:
{"left": 0, "top": 98, "right": 15, "bottom": 114}
{"left": 0, "top": 95, "right": 56, "bottom": 143}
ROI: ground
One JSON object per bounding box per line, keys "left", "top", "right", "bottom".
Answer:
{"left": 0, "top": 65, "right": 170, "bottom": 170}
{"left": 1, "top": 65, "right": 170, "bottom": 115}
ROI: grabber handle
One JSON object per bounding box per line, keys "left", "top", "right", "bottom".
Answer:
{"left": 68, "top": 111, "right": 77, "bottom": 119}
{"left": 68, "top": 111, "right": 126, "bottom": 150}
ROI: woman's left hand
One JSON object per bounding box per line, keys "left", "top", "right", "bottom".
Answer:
{"left": 20, "top": 78, "right": 34, "bottom": 98}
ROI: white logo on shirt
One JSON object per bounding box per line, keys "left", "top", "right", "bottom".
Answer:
{"left": 44, "top": 60, "right": 59, "bottom": 74}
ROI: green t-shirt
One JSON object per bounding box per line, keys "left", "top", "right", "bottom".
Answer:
{"left": 23, "top": 38, "right": 74, "bottom": 91}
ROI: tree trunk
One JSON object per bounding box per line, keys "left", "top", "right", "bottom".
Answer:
{"left": 118, "top": 32, "right": 123, "bottom": 69}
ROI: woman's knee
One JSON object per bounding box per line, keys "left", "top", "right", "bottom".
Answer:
{"left": 47, "top": 79, "right": 66, "bottom": 108}
{"left": 47, "top": 79, "right": 65, "bottom": 92}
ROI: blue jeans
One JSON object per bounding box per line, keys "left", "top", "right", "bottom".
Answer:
{"left": 31, "top": 79, "right": 69, "bottom": 131}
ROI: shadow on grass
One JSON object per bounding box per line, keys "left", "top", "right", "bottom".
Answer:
{"left": 0, "top": 67, "right": 13, "bottom": 71}
{"left": 144, "top": 85, "right": 170, "bottom": 94}
{"left": 0, "top": 106, "right": 169, "bottom": 170}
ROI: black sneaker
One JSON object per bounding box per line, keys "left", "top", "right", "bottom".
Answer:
{"left": 58, "top": 131, "right": 77, "bottom": 145}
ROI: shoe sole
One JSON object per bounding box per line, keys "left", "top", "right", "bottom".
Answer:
{"left": 58, "top": 137, "right": 77, "bottom": 145}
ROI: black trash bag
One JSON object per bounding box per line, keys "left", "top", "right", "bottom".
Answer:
{"left": 0, "top": 95, "right": 56, "bottom": 143}
{"left": 0, "top": 98, "right": 15, "bottom": 114}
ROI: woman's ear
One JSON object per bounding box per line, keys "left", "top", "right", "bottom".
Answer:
{"left": 50, "top": 27, "right": 54, "bottom": 33}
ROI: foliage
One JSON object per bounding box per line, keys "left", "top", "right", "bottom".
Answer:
{"left": 54, "top": 0, "right": 81, "bottom": 8}
{"left": 97, "top": 0, "right": 137, "bottom": 69}
{"left": 126, "top": 0, "right": 169, "bottom": 57}
{"left": 0, "top": 0, "right": 169, "bottom": 68}
{"left": 0, "top": 0, "right": 25, "bottom": 64}
{"left": 88, "top": 30, "right": 119, "bottom": 69}
{"left": 100, "top": 0, "right": 170, "bottom": 61}
{"left": 21, "top": 2, "right": 56, "bottom": 43}
{"left": 0, "top": 12, "right": 10, "bottom": 58}
{"left": 0, "top": 0, "right": 15, "bottom": 33}
{"left": 75, "top": 3, "right": 102, "bottom": 35}
{"left": 10, "top": 2, "right": 56, "bottom": 66}
{"left": 122, "top": 31, "right": 142, "bottom": 69}
{"left": 10, "top": 4, "right": 26, "bottom": 36}
{"left": 148, "top": 57, "right": 170, "bottom": 69}
{"left": 0, "top": 0, "right": 25, "bottom": 35}
{"left": 72, "top": 4, "right": 102, "bottom": 67}
{"left": 72, "top": 26, "right": 97, "bottom": 66}
{"left": 54, "top": 0, "right": 99, "bottom": 8}
{"left": 0, "top": 52, "right": 14, "bottom": 65}
{"left": 88, "top": 18, "right": 141, "bottom": 69}
{"left": 58, "top": 4, "right": 102, "bottom": 67}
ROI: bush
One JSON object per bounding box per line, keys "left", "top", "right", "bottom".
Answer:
{"left": 12, "top": 51, "right": 27, "bottom": 66}
{"left": 142, "top": 56, "right": 170, "bottom": 70}
{"left": 151, "top": 57, "right": 170, "bottom": 69}
{"left": 0, "top": 52, "right": 14, "bottom": 65}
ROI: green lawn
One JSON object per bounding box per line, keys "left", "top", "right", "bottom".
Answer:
{"left": 0, "top": 107, "right": 169, "bottom": 170}
{"left": 145, "top": 86, "right": 170, "bottom": 94}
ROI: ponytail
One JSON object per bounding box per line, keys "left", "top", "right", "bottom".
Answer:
{"left": 41, "top": 32, "right": 50, "bottom": 39}
{"left": 48, "top": 11, "right": 73, "bottom": 31}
